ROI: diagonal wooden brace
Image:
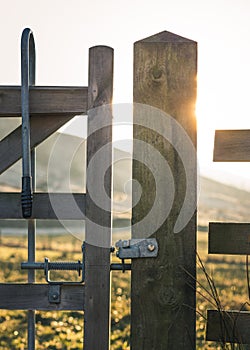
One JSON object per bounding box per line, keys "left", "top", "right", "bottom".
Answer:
{"left": 0, "top": 85, "right": 88, "bottom": 173}
{"left": 0, "top": 115, "right": 73, "bottom": 174}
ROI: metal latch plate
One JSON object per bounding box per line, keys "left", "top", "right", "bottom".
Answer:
{"left": 48, "top": 285, "right": 61, "bottom": 303}
{"left": 115, "top": 238, "right": 158, "bottom": 259}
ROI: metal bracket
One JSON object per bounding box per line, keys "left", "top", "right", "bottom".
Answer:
{"left": 111, "top": 238, "right": 158, "bottom": 272}
{"left": 44, "top": 257, "right": 84, "bottom": 285}
{"left": 115, "top": 238, "right": 158, "bottom": 259}
{"left": 48, "top": 285, "right": 61, "bottom": 303}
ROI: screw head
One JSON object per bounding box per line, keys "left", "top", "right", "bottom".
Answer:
{"left": 147, "top": 244, "right": 155, "bottom": 252}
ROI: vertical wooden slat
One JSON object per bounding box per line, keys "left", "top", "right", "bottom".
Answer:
{"left": 84, "top": 46, "right": 113, "bottom": 350}
{"left": 132, "top": 31, "right": 197, "bottom": 349}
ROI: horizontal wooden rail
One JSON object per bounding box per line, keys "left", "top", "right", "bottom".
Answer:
{"left": 0, "top": 86, "right": 88, "bottom": 116}
{"left": 209, "top": 222, "right": 250, "bottom": 255}
{"left": 0, "top": 284, "right": 85, "bottom": 310}
{"left": 0, "top": 193, "right": 86, "bottom": 219}
{"left": 206, "top": 310, "right": 250, "bottom": 344}
{"left": 0, "top": 115, "right": 73, "bottom": 174}
{"left": 214, "top": 129, "right": 250, "bottom": 162}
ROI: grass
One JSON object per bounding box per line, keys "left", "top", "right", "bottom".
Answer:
{"left": 0, "top": 231, "right": 249, "bottom": 349}
{"left": 0, "top": 233, "right": 130, "bottom": 350}
{"left": 196, "top": 231, "right": 250, "bottom": 350}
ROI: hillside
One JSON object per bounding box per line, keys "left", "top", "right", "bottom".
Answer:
{"left": 198, "top": 176, "right": 250, "bottom": 226}
{"left": 1, "top": 121, "right": 250, "bottom": 229}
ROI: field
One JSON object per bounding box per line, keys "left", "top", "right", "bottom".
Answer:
{"left": 196, "top": 230, "right": 250, "bottom": 350}
{"left": 0, "top": 231, "right": 249, "bottom": 349}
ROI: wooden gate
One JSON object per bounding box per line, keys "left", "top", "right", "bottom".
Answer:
{"left": 0, "top": 29, "right": 197, "bottom": 349}
{"left": 0, "top": 28, "right": 113, "bottom": 350}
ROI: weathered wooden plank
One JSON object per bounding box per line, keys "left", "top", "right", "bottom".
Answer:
{"left": 84, "top": 46, "right": 113, "bottom": 350}
{"left": 0, "top": 86, "right": 88, "bottom": 116}
{"left": 0, "top": 115, "right": 73, "bottom": 174}
{"left": 214, "top": 129, "right": 250, "bottom": 162}
{"left": 132, "top": 31, "right": 197, "bottom": 349}
{"left": 206, "top": 310, "right": 250, "bottom": 344}
{"left": 209, "top": 222, "right": 250, "bottom": 255}
{"left": 0, "top": 284, "right": 85, "bottom": 311}
{"left": 0, "top": 193, "right": 86, "bottom": 219}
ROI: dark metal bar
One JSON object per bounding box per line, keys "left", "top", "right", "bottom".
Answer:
{"left": 21, "top": 261, "right": 83, "bottom": 271}
{"left": 28, "top": 150, "right": 36, "bottom": 282}
{"left": 22, "top": 262, "right": 131, "bottom": 271}
{"left": 21, "top": 28, "right": 35, "bottom": 219}
{"left": 21, "top": 28, "right": 36, "bottom": 350}
{"left": 22, "top": 262, "right": 44, "bottom": 270}
{"left": 28, "top": 150, "right": 36, "bottom": 350}
{"left": 110, "top": 263, "right": 131, "bottom": 271}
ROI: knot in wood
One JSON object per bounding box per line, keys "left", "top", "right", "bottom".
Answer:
{"left": 151, "top": 66, "right": 164, "bottom": 83}
{"left": 158, "top": 286, "right": 180, "bottom": 309}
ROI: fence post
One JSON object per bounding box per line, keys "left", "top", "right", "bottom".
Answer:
{"left": 131, "top": 31, "right": 197, "bottom": 349}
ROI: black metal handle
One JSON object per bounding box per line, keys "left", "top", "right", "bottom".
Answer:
{"left": 21, "top": 28, "right": 35, "bottom": 218}
{"left": 21, "top": 176, "right": 33, "bottom": 218}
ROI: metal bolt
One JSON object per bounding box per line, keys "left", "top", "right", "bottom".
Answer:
{"left": 52, "top": 293, "right": 58, "bottom": 300}
{"left": 147, "top": 244, "right": 155, "bottom": 252}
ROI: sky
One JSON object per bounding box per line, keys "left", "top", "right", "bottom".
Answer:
{"left": 1, "top": 0, "right": 250, "bottom": 189}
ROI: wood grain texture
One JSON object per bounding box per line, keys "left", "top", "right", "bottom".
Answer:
{"left": 0, "top": 284, "right": 84, "bottom": 311}
{"left": 206, "top": 310, "right": 250, "bottom": 344}
{"left": 0, "top": 193, "right": 85, "bottom": 219}
{"left": 209, "top": 222, "right": 250, "bottom": 255}
{"left": 214, "top": 129, "right": 250, "bottom": 162}
{"left": 132, "top": 31, "right": 197, "bottom": 350}
{"left": 0, "top": 115, "right": 73, "bottom": 174}
{"left": 0, "top": 86, "right": 88, "bottom": 116}
{"left": 84, "top": 46, "right": 113, "bottom": 350}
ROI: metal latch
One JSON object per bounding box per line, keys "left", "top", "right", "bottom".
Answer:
{"left": 21, "top": 243, "right": 85, "bottom": 285}
{"left": 116, "top": 238, "right": 158, "bottom": 259}
{"left": 111, "top": 238, "right": 158, "bottom": 272}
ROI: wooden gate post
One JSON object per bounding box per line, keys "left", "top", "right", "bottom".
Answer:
{"left": 84, "top": 46, "right": 113, "bottom": 350}
{"left": 132, "top": 31, "right": 197, "bottom": 349}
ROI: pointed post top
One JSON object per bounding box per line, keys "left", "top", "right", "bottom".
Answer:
{"left": 135, "top": 30, "right": 196, "bottom": 44}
